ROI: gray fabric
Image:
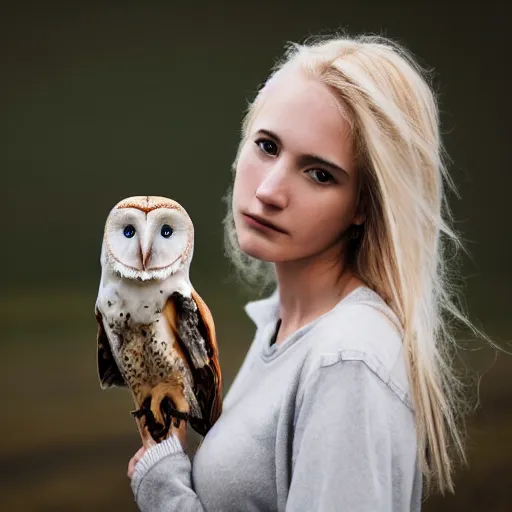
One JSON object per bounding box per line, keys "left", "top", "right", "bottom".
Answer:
{"left": 131, "top": 286, "right": 423, "bottom": 511}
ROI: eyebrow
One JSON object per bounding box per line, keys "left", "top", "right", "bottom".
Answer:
{"left": 256, "top": 129, "right": 350, "bottom": 178}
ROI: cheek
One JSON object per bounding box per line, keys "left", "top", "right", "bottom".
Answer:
{"left": 295, "top": 190, "right": 357, "bottom": 243}
{"left": 232, "top": 144, "right": 262, "bottom": 208}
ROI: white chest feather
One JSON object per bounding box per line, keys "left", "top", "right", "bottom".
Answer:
{"left": 95, "top": 266, "right": 192, "bottom": 385}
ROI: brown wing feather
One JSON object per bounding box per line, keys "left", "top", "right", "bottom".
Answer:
{"left": 96, "top": 309, "right": 126, "bottom": 389}
{"left": 163, "top": 291, "right": 223, "bottom": 435}
{"left": 161, "top": 298, "right": 192, "bottom": 370}
{"left": 191, "top": 289, "right": 223, "bottom": 426}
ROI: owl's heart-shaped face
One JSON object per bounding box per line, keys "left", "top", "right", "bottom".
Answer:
{"left": 104, "top": 198, "right": 193, "bottom": 279}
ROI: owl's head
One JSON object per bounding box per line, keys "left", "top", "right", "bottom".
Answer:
{"left": 102, "top": 196, "right": 194, "bottom": 281}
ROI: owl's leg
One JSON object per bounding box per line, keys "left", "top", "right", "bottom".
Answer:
{"left": 132, "top": 377, "right": 190, "bottom": 444}
{"left": 149, "top": 378, "right": 190, "bottom": 434}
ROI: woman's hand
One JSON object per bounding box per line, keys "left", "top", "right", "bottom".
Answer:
{"left": 128, "top": 416, "right": 188, "bottom": 479}
{"left": 127, "top": 418, "right": 158, "bottom": 480}
{"left": 128, "top": 445, "right": 147, "bottom": 479}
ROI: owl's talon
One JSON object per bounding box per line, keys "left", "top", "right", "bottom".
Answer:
{"left": 131, "top": 396, "right": 152, "bottom": 420}
{"left": 161, "top": 396, "right": 189, "bottom": 430}
{"left": 131, "top": 395, "right": 189, "bottom": 443}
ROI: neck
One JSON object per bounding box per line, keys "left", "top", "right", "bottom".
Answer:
{"left": 273, "top": 242, "right": 362, "bottom": 340}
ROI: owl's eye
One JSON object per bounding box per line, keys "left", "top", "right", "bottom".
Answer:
{"left": 161, "top": 224, "right": 173, "bottom": 238}
{"left": 123, "top": 225, "right": 136, "bottom": 238}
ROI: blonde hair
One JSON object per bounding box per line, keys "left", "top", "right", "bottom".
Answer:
{"left": 223, "top": 34, "right": 480, "bottom": 493}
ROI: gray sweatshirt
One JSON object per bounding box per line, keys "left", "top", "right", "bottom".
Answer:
{"left": 131, "top": 286, "right": 423, "bottom": 511}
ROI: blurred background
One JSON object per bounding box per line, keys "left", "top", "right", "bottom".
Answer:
{"left": 2, "top": 1, "right": 510, "bottom": 510}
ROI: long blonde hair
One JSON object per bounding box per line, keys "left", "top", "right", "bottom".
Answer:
{"left": 223, "top": 34, "right": 479, "bottom": 493}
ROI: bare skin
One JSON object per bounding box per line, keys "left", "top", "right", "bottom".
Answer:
{"left": 233, "top": 66, "right": 366, "bottom": 345}
{"left": 128, "top": 67, "right": 365, "bottom": 477}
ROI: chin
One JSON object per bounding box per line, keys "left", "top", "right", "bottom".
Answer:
{"left": 237, "top": 231, "right": 285, "bottom": 262}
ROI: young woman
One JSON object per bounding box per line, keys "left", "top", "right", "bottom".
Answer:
{"left": 128, "top": 34, "right": 472, "bottom": 511}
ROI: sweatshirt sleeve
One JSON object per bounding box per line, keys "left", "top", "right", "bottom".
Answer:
{"left": 286, "top": 357, "right": 418, "bottom": 512}
{"left": 130, "top": 434, "right": 206, "bottom": 512}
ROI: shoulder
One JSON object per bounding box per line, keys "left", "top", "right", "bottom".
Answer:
{"left": 302, "top": 287, "right": 412, "bottom": 410}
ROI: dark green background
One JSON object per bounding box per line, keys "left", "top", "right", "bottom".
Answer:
{"left": 2, "top": 2, "right": 510, "bottom": 510}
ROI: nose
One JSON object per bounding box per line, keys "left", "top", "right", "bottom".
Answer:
{"left": 255, "top": 161, "right": 289, "bottom": 210}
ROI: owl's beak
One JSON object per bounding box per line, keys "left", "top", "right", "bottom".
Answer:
{"left": 142, "top": 251, "right": 152, "bottom": 269}
{"left": 140, "top": 237, "right": 153, "bottom": 270}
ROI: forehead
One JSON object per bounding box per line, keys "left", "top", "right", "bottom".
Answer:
{"left": 251, "top": 67, "right": 354, "bottom": 170}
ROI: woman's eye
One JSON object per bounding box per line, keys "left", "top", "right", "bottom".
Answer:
{"left": 123, "top": 224, "right": 136, "bottom": 238}
{"left": 255, "top": 138, "right": 278, "bottom": 156}
{"left": 161, "top": 224, "right": 173, "bottom": 238}
{"left": 306, "top": 169, "right": 335, "bottom": 184}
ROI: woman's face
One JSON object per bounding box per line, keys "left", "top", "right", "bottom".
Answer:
{"left": 232, "top": 68, "right": 364, "bottom": 264}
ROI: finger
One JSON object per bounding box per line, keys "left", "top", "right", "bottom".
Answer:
{"left": 127, "top": 454, "right": 140, "bottom": 479}
{"left": 127, "top": 453, "right": 139, "bottom": 479}
{"left": 135, "top": 445, "right": 146, "bottom": 459}
{"left": 127, "top": 456, "right": 135, "bottom": 479}
{"left": 127, "top": 446, "right": 146, "bottom": 479}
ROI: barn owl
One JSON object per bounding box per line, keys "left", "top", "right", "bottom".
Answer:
{"left": 95, "top": 196, "right": 222, "bottom": 444}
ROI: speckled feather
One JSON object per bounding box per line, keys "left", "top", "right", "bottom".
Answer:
{"left": 95, "top": 196, "right": 222, "bottom": 440}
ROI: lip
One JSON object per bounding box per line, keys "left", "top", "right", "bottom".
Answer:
{"left": 242, "top": 213, "right": 288, "bottom": 234}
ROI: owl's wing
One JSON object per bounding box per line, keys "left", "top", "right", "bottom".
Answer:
{"left": 163, "top": 291, "right": 222, "bottom": 435}
{"left": 190, "top": 288, "right": 223, "bottom": 425}
{"left": 95, "top": 309, "right": 126, "bottom": 389}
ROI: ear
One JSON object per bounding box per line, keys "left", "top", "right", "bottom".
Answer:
{"left": 353, "top": 180, "right": 367, "bottom": 226}
{"left": 353, "top": 211, "right": 366, "bottom": 226}
{"left": 353, "top": 199, "right": 366, "bottom": 226}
